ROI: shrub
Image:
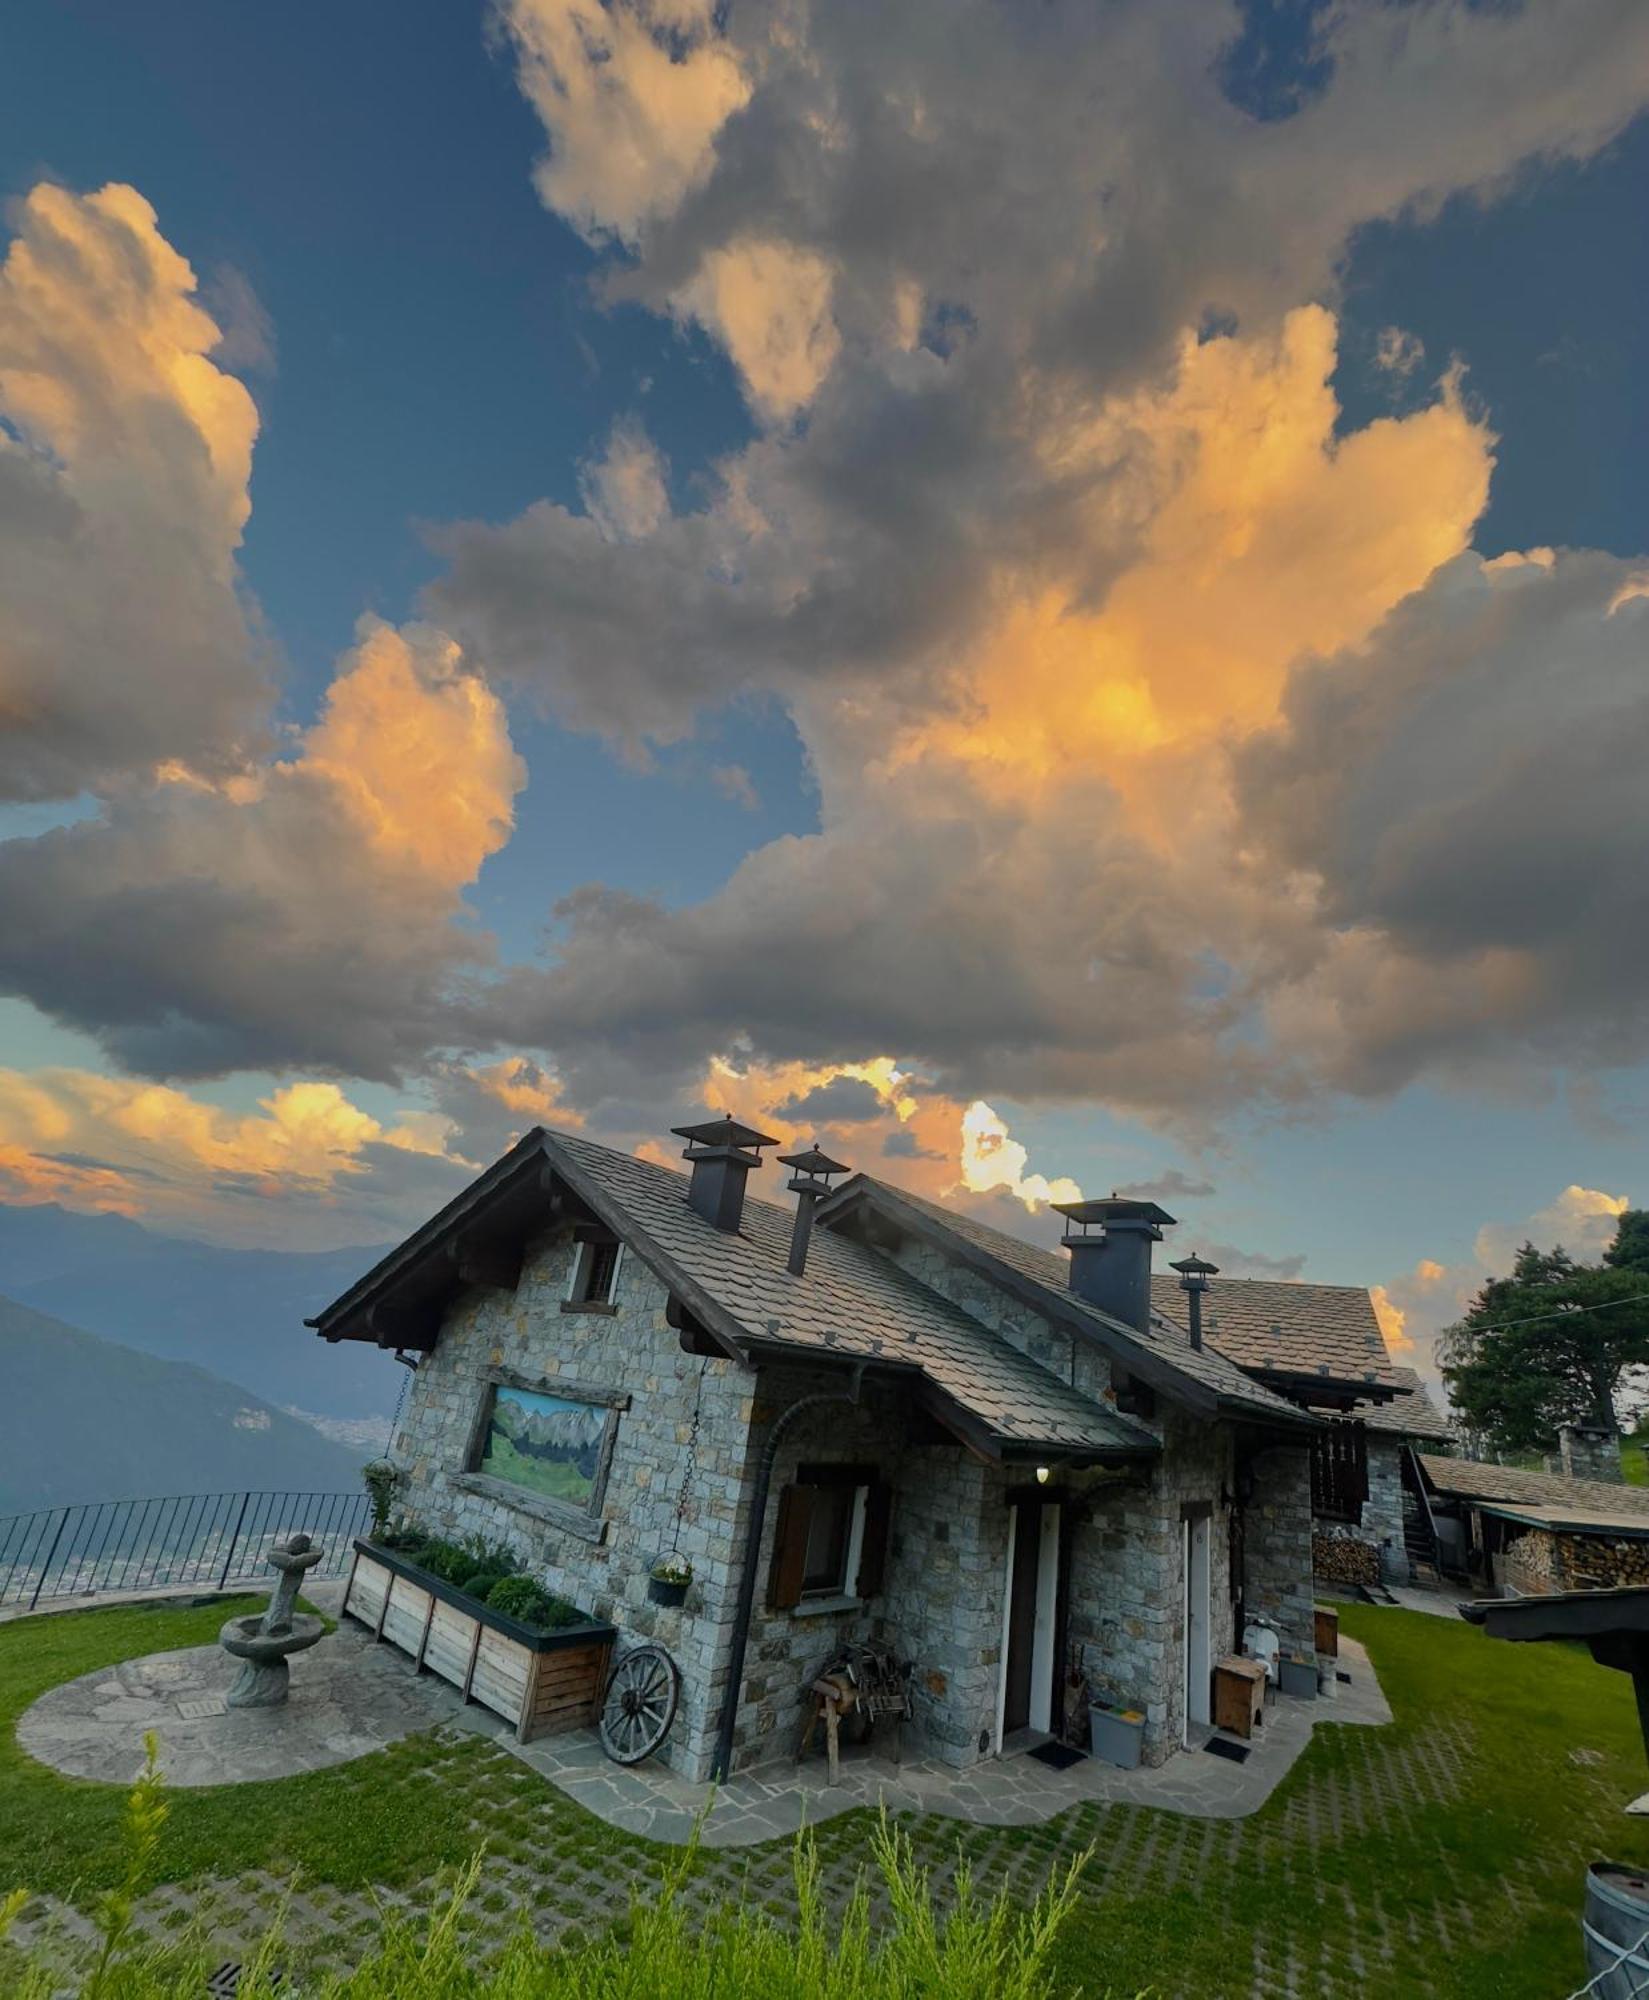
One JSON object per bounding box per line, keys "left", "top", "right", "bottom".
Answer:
{"left": 484, "top": 1576, "right": 583, "bottom": 1631}
{"left": 408, "top": 1538, "right": 472, "bottom": 1583}
{"left": 1, "top": 1787, "right": 1097, "bottom": 1998}
{"left": 458, "top": 1571, "right": 509, "bottom": 1602}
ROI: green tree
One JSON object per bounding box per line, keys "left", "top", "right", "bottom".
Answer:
{"left": 1440, "top": 1212, "right": 1649, "bottom": 1456}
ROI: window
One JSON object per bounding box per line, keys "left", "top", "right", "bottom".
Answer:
{"left": 1311, "top": 1420, "right": 1369, "bottom": 1525}
{"left": 565, "top": 1233, "right": 621, "bottom": 1309}
{"left": 767, "top": 1465, "right": 892, "bottom": 1611}
{"left": 802, "top": 1482, "right": 864, "bottom": 1596}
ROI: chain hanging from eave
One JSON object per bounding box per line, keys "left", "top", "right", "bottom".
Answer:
{"left": 670, "top": 1357, "right": 708, "bottom": 1556}
{"left": 384, "top": 1360, "right": 411, "bottom": 1458}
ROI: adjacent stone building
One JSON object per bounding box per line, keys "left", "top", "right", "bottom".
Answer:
{"left": 312, "top": 1122, "right": 1382, "bottom": 1781}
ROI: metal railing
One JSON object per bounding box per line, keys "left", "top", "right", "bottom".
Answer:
{"left": 0, "top": 1489, "right": 373, "bottom": 1612}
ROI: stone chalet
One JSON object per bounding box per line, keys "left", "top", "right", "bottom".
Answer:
{"left": 311, "top": 1121, "right": 1409, "bottom": 1782}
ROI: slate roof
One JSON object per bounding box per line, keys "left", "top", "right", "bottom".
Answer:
{"left": 821, "top": 1177, "right": 1314, "bottom": 1429}
{"left": 1418, "top": 1452, "right": 1649, "bottom": 1523}
{"left": 1363, "top": 1368, "right": 1454, "bottom": 1443}
{"left": 1149, "top": 1273, "right": 1401, "bottom": 1395}
{"left": 313, "top": 1127, "right": 1158, "bottom": 1461}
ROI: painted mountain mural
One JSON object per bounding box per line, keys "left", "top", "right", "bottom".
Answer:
{"left": 479, "top": 1387, "right": 607, "bottom": 1506}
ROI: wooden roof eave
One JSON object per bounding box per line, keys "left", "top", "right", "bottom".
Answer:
{"left": 308, "top": 1128, "right": 756, "bottom": 1369}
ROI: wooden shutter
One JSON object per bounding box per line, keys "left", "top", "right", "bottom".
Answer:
{"left": 767, "top": 1483, "right": 814, "bottom": 1609}
{"left": 854, "top": 1482, "right": 893, "bottom": 1599}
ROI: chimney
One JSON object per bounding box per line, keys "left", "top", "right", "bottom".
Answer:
{"left": 672, "top": 1115, "right": 778, "bottom": 1234}
{"left": 778, "top": 1142, "right": 850, "bottom": 1277}
{"left": 1169, "top": 1252, "right": 1219, "bottom": 1351}
{"left": 1052, "top": 1195, "right": 1176, "bottom": 1334}
{"left": 1554, "top": 1421, "right": 1623, "bottom": 1485}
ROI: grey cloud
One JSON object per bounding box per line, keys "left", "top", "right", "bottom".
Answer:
{"left": 773, "top": 1076, "right": 886, "bottom": 1125}
{"left": 882, "top": 1129, "right": 944, "bottom": 1161}
{"left": 1236, "top": 551, "right": 1649, "bottom": 1089}
{"left": 0, "top": 772, "right": 494, "bottom": 1083}
{"left": 1117, "top": 1170, "right": 1218, "bottom": 1203}
{"left": 1200, "top": 1241, "right": 1308, "bottom": 1282}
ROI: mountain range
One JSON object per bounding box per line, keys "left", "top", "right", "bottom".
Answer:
{"left": 0, "top": 1293, "right": 371, "bottom": 1515}
{"left": 0, "top": 1201, "right": 400, "bottom": 1423}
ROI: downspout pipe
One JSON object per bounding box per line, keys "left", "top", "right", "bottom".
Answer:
{"left": 710, "top": 1365, "right": 866, "bottom": 1784}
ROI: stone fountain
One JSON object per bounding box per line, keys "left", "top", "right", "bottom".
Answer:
{"left": 219, "top": 1532, "right": 327, "bottom": 1708}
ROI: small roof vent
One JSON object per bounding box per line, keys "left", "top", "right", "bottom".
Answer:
{"left": 778, "top": 1142, "right": 850, "bottom": 1277}
{"left": 1168, "top": 1252, "right": 1218, "bottom": 1350}
{"left": 671, "top": 1114, "right": 778, "bottom": 1234}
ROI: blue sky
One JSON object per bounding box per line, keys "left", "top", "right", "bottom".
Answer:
{"left": 1, "top": 0, "right": 1646, "bottom": 1373}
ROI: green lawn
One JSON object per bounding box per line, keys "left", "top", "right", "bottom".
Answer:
{"left": 1621, "top": 1435, "right": 1648, "bottom": 1486}
{"left": 3, "top": 1595, "right": 1648, "bottom": 1996}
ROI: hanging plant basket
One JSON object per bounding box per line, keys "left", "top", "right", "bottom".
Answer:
{"left": 648, "top": 1557, "right": 692, "bottom": 1607}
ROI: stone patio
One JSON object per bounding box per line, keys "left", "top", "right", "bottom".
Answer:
{"left": 17, "top": 1609, "right": 459, "bottom": 1787}
{"left": 16, "top": 1573, "right": 1388, "bottom": 1847}
{"left": 486, "top": 1636, "right": 1390, "bottom": 1846}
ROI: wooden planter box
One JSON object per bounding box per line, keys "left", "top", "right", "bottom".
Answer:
{"left": 343, "top": 1540, "right": 615, "bottom": 1743}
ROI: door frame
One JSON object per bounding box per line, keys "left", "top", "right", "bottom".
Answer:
{"left": 996, "top": 1496, "right": 1063, "bottom": 1748}
{"left": 1183, "top": 1506, "right": 1212, "bottom": 1743}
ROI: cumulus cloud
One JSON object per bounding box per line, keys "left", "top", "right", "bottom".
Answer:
{"left": 0, "top": 1067, "right": 473, "bottom": 1247}
{"left": 0, "top": 182, "right": 267, "bottom": 800}
{"left": 497, "top": 0, "right": 749, "bottom": 246}
{"left": 426, "top": 0, "right": 1649, "bottom": 1133}
{"left": 0, "top": 619, "right": 524, "bottom": 1080}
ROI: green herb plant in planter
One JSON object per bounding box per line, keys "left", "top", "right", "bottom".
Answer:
{"left": 648, "top": 1553, "right": 692, "bottom": 1607}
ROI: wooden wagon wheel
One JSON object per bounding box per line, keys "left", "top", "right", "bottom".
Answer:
{"left": 599, "top": 1643, "right": 680, "bottom": 1765}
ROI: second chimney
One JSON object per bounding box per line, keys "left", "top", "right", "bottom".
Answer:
{"left": 672, "top": 1115, "right": 778, "bottom": 1233}
{"left": 1052, "top": 1195, "right": 1176, "bottom": 1333}
{"left": 778, "top": 1142, "right": 850, "bottom": 1276}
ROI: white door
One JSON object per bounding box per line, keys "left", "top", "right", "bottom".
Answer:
{"left": 1028, "top": 1503, "right": 1061, "bottom": 1734}
{"left": 1184, "top": 1514, "right": 1212, "bottom": 1739}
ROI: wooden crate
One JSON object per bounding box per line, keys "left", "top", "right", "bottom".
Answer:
{"left": 343, "top": 1542, "right": 615, "bottom": 1742}
{"left": 1313, "top": 1604, "right": 1339, "bottom": 1658}
{"left": 1212, "top": 1656, "right": 1267, "bottom": 1740}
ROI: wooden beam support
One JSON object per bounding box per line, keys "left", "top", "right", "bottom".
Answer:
{"left": 366, "top": 1299, "right": 439, "bottom": 1350}
{"left": 449, "top": 1232, "right": 522, "bottom": 1292}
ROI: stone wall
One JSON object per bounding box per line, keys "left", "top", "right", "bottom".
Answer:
{"left": 389, "top": 1222, "right": 755, "bottom": 1780}
{"left": 1243, "top": 1445, "right": 1314, "bottom": 1653}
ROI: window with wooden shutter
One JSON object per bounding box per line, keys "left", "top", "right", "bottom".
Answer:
{"left": 768, "top": 1482, "right": 815, "bottom": 1609}
{"left": 854, "top": 1481, "right": 892, "bottom": 1598}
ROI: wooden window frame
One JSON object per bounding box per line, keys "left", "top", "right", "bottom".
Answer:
{"left": 768, "top": 1466, "right": 892, "bottom": 1611}
{"left": 562, "top": 1230, "right": 624, "bottom": 1315}
{"left": 454, "top": 1366, "right": 628, "bottom": 1545}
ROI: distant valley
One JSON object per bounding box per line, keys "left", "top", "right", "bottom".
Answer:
{"left": 0, "top": 1293, "right": 372, "bottom": 1516}
{"left": 0, "top": 1202, "right": 401, "bottom": 1425}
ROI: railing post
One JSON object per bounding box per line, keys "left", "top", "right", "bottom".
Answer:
{"left": 28, "top": 1508, "right": 72, "bottom": 1612}
{"left": 218, "top": 1492, "right": 252, "bottom": 1589}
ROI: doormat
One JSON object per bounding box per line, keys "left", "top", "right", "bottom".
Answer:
{"left": 1336, "top": 1671, "right": 1352, "bottom": 1685}
{"left": 1028, "top": 1740, "right": 1086, "bottom": 1772}
{"left": 1204, "top": 1737, "right": 1251, "bottom": 1764}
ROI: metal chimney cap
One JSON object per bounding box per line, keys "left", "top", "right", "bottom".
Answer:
{"left": 1169, "top": 1252, "right": 1219, "bottom": 1282}
{"left": 1052, "top": 1195, "right": 1177, "bottom": 1236}
{"left": 777, "top": 1142, "right": 850, "bottom": 1180}
{"left": 672, "top": 1114, "right": 780, "bottom": 1162}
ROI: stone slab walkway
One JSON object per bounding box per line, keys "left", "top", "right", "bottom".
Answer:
{"left": 483, "top": 1637, "right": 1390, "bottom": 1848}
{"left": 17, "top": 1611, "right": 459, "bottom": 1787}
